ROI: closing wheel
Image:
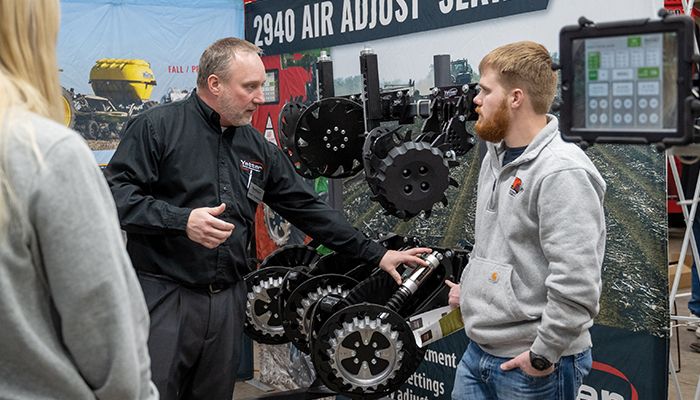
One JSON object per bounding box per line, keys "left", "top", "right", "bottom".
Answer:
{"left": 243, "top": 266, "right": 293, "bottom": 344}
{"left": 263, "top": 204, "right": 291, "bottom": 247}
{"left": 279, "top": 102, "right": 318, "bottom": 178}
{"left": 373, "top": 141, "right": 455, "bottom": 220}
{"left": 294, "top": 97, "right": 365, "bottom": 178}
{"left": 281, "top": 274, "right": 358, "bottom": 354}
{"left": 311, "top": 303, "right": 424, "bottom": 398}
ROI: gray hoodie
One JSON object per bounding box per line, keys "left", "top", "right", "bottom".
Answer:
{"left": 0, "top": 111, "right": 157, "bottom": 399}
{"left": 459, "top": 115, "right": 606, "bottom": 364}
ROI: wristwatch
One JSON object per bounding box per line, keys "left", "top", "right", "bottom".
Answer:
{"left": 529, "top": 351, "right": 552, "bottom": 371}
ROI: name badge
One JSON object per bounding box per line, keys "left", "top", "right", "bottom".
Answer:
{"left": 247, "top": 182, "right": 264, "bottom": 204}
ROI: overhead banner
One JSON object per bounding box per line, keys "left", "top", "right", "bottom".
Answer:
{"left": 245, "top": 0, "right": 550, "bottom": 55}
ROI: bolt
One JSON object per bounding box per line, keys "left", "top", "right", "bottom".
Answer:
{"left": 341, "top": 129, "right": 346, "bottom": 135}
{"left": 371, "top": 359, "right": 377, "bottom": 365}
{"left": 355, "top": 342, "right": 360, "bottom": 348}
{"left": 372, "top": 342, "right": 378, "bottom": 348}
{"left": 340, "top": 144, "right": 345, "bottom": 149}
{"left": 354, "top": 358, "right": 359, "bottom": 364}
{"left": 326, "top": 143, "right": 331, "bottom": 148}
{"left": 326, "top": 129, "right": 331, "bottom": 134}
{"left": 344, "top": 137, "right": 349, "bottom": 142}
{"left": 323, "top": 136, "right": 328, "bottom": 141}
{"left": 333, "top": 146, "right": 338, "bottom": 151}
{"left": 334, "top": 126, "right": 339, "bottom": 132}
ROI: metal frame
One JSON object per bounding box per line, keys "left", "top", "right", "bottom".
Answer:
{"left": 667, "top": 144, "right": 700, "bottom": 400}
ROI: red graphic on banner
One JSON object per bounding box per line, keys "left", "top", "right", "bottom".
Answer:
{"left": 591, "top": 361, "right": 639, "bottom": 400}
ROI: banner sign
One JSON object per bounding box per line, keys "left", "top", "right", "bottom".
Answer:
{"left": 382, "top": 324, "right": 668, "bottom": 400}
{"left": 389, "top": 329, "right": 467, "bottom": 400}
{"left": 245, "top": 0, "right": 550, "bottom": 55}
{"left": 582, "top": 325, "right": 668, "bottom": 400}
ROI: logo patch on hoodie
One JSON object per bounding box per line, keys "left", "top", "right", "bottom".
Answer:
{"left": 509, "top": 177, "right": 523, "bottom": 197}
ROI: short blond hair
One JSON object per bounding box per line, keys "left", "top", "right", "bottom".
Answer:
{"left": 197, "top": 38, "right": 262, "bottom": 88}
{"left": 479, "top": 41, "right": 557, "bottom": 114}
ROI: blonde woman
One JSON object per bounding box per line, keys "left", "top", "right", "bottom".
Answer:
{"left": 0, "top": 0, "right": 157, "bottom": 398}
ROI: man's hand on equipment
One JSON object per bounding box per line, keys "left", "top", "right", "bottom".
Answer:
{"left": 186, "top": 203, "right": 235, "bottom": 249}
{"left": 500, "top": 350, "right": 555, "bottom": 377}
{"left": 444, "top": 280, "right": 460, "bottom": 308}
{"left": 378, "top": 248, "right": 433, "bottom": 285}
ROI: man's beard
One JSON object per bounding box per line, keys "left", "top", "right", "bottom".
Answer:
{"left": 475, "top": 99, "right": 510, "bottom": 143}
{"left": 217, "top": 89, "right": 249, "bottom": 127}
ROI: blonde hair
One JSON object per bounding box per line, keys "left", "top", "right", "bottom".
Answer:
{"left": 196, "top": 37, "right": 262, "bottom": 89}
{"left": 479, "top": 41, "right": 557, "bottom": 114}
{"left": 0, "top": 0, "right": 63, "bottom": 230}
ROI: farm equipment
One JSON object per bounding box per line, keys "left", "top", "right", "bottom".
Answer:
{"left": 62, "top": 58, "right": 157, "bottom": 140}
{"left": 244, "top": 237, "right": 469, "bottom": 399}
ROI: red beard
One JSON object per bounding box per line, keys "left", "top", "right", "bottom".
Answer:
{"left": 475, "top": 99, "right": 510, "bottom": 143}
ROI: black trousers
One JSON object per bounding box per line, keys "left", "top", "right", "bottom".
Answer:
{"left": 137, "top": 272, "right": 247, "bottom": 400}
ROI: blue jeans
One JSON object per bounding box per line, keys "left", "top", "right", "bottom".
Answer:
{"left": 689, "top": 223, "right": 700, "bottom": 317}
{"left": 451, "top": 342, "right": 592, "bottom": 400}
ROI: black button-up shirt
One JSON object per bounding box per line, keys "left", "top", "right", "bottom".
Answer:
{"left": 105, "top": 93, "right": 386, "bottom": 285}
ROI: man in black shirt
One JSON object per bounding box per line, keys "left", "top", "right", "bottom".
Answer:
{"left": 106, "top": 38, "right": 429, "bottom": 400}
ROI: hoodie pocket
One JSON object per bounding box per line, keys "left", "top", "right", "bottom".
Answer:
{"left": 459, "top": 257, "right": 530, "bottom": 326}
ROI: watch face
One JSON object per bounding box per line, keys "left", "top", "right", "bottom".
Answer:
{"left": 530, "top": 352, "right": 552, "bottom": 371}
{"left": 532, "top": 357, "right": 549, "bottom": 370}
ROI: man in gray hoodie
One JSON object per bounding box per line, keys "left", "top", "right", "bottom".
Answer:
{"left": 446, "top": 41, "right": 606, "bottom": 399}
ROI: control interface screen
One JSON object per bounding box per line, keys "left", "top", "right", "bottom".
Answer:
{"left": 571, "top": 32, "right": 678, "bottom": 134}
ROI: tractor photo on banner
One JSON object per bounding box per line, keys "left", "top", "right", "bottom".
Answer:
{"left": 58, "top": 0, "right": 244, "bottom": 151}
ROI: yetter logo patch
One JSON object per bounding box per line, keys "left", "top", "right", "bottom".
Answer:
{"left": 240, "top": 160, "right": 264, "bottom": 174}
{"left": 509, "top": 177, "right": 524, "bottom": 196}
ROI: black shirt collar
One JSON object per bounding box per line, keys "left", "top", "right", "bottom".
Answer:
{"left": 192, "top": 90, "right": 223, "bottom": 129}
{"left": 192, "top": 90, "right": 242, "bottom": 135}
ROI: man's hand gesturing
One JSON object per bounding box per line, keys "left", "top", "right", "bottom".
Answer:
{"left": 186, "top": 203, "right": 235, "bottom": 249}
